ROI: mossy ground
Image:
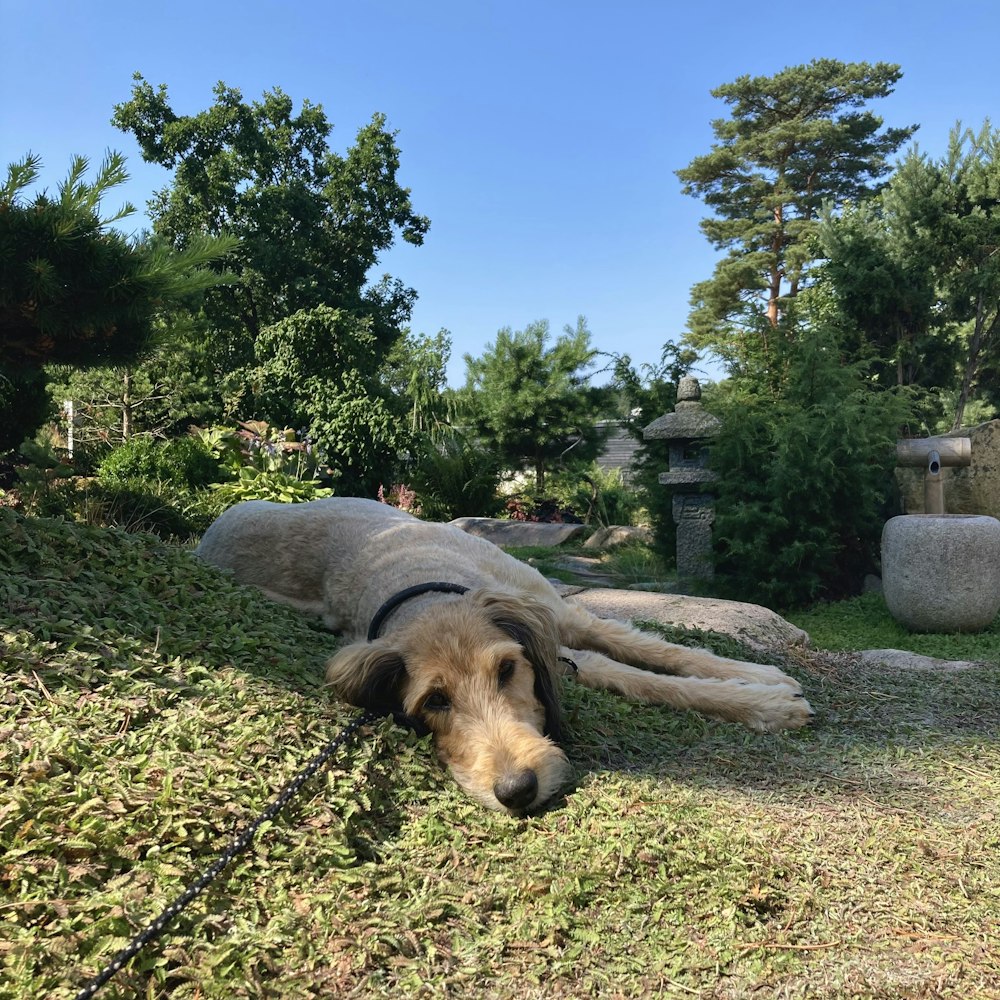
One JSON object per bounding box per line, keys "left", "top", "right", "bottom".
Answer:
{"left": 2, "top": 512, "right": 998, "bottom": 998}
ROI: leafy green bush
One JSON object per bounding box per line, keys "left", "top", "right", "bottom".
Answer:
{"left": 251, "top": 306, "right": 412, "bottom": 495}
{"left": 707, "top": 328, "right": 912, "bottom": 609}
{"left": 97, "top": 435, "right": 221, "bottom": 489}
{"left": 500, "top": 463, "right": 645, "bottom": 526}
{"left": 193, "top": 421, "right": 332, "bottom": 481}
{"left": 78, "top": 482, "right": 199, "bottom": 538}
{"left": 406, "top": 432, "right": 503, "bottom": 520}
{"left": 207, "top": 467, "right": 335, "bottom": 506}
{"left": 24, "top": 475, "right": 201, "bottom": 539}
{"left": 577, "top": 465, "right": 646, "bottom": 527}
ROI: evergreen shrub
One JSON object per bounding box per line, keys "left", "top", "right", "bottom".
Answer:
{"left": 97, "top": 436, "right": 220, "bottom": 490}
{"left": 708, "top": 330, "right": 912, "bottom": 609}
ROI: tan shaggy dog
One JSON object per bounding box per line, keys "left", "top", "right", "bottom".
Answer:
{"left": 196, "top": 497, "right": 814, "bottom": 815}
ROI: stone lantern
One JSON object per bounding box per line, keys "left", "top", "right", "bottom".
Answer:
{"left": 643, "top": 377, "right": 721, "bottom": 584}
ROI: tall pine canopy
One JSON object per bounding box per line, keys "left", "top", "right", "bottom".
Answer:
{"left": 676, "top": 59, "right": 916, "bottom": 367}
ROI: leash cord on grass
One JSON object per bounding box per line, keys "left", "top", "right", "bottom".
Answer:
{"left": 74, "top": 710, "right": 379, "bottom": 1000}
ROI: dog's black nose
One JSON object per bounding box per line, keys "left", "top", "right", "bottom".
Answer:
{"left": 493, "top": 768, "right": 539, "bottom": 811}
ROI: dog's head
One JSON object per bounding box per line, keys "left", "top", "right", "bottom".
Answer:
{"left": 325, "top": 589, "right": 570, "bottom": 814}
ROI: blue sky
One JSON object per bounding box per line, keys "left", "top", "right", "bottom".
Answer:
{"left": 3, "top": 0, "right": 998, "bottom": 385}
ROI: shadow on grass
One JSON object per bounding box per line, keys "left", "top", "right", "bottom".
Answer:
{"left": 554, "top": 647, "right": 999, "bottom": 817}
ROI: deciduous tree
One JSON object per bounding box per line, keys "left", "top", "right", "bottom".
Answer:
{"left": 112, "top": 76, "right": 429, "bottom": 375}
{"left": 250, "top": 305, "right": 410, "bottom": 494}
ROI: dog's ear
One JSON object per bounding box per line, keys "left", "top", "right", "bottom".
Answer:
{"left": 325, "top": 639, "right": 409, "bottom": 720}
{"left": 471, "top": 591, "right": 563, "bottom": 742}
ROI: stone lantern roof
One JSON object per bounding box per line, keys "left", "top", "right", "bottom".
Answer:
{"left": 642, "top": 377, "right": 721, "bottom": 441}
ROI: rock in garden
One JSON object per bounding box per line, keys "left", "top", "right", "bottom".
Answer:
{"left": 567, "top": 588, "right": 810, "bottom": 654}
{"left": 450, "top": 517, "right": 586, "bottom": 547}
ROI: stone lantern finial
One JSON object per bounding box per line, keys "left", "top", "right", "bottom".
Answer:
{"left": 676, "top": 376, "right": 701, "bottom": 404}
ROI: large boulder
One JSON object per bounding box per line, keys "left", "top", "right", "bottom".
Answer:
{"left": 567, "top": 588, "right": 810, "bottom": 654}
{"left": 450, "top": 517, "right": 586, "bottom": 547}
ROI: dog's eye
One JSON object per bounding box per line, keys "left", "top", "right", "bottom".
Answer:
{"left": 498, "top": 659, "right": 516, "bottom": 687}
{"left": 422, "top": 691, "right": 451, "bottom": 713}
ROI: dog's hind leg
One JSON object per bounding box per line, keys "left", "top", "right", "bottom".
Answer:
{"left": 557, "top": 604, "right": 801, "bottom": 690}
{"left": 566, "top": 649, "right": 814, "bottom": 733}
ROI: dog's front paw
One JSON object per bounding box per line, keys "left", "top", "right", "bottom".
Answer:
{"left": 741, "top": 686, "right": 815, "bottom": 732}
{"left": 735, "top": 660, "right": 804, "bottom": 693}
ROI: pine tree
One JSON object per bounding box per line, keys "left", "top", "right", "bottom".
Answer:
{"left": 461, "top": 318, "right": 605, "bottom": 491}
{"left": 0, "top": 152, "right": 235, "bottom": 371}
{"left": 676, "top": 59, "right": 916, "bottom": 369}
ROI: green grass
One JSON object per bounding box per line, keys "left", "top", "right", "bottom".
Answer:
{"left": 3, "top": 512, "right": 999, "bottom": 998}
{"left": 788, "top": 591, "right": 1000, "bottom": 662}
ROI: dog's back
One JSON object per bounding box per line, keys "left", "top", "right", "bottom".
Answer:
{"left": 195, "top": 497, "right": 558, "bottom": 634}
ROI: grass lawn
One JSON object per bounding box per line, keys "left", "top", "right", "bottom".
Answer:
{"left": 2, "top": 511, "right": 998, "bottom": 998}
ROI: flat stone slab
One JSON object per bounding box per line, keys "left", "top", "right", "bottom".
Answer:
{"left": 583, "top": 525, "right": 653, "bottom": 549}
{"left": 550, "top": 555, "right": 618, "bottom": 587}
{"left": 858, "top": 648, "right": 995, "bottom": 671}
{"left": 450, "top": 517, "right": 586, "bottom": 547}
{"left": 567, "top": 588, "right": 810, "bottom": 653}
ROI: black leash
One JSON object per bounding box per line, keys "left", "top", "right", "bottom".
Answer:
{"left": 74, "top": 709, "right": 378, "bottom": 1000}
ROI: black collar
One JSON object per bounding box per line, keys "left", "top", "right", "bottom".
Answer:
{"left": 367, "top": 582, "right": 470, "bottom": 641}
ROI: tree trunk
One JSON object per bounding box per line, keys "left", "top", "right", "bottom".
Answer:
{"left": 768, "top": 201, "right": 785, "bottom": 328}
{"left": 535, "top": 456, "right": 545, "bottom": 494}
{"left": 121, "top": 368, "right": 133, "bottom": 441}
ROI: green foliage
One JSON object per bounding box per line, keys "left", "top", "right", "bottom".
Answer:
{"left": 498, "top": 463, "right": 645, "bottom": 526}
{"left": 97, "top": 435, "right": 220, "bottom": 489}
{"left": 0, "top": 367, "right": 50, "bottom": 453}
{"left": 788, "top": 591, "right": 999, "bottom": 659}
{"left": 249, "top": 306, "right": 410, "bottom": 494}
{"left": 461, "top": 317, "right": 607, "bottom": 491}
{"left": 0, "top": 152, "right": 236, "bottom": 371}
{"left": 75, "top": 481, "right": 203, "bottom": 538}
{"left": 112, "top": 76, "right": 428, "bottom": 375}
{"left": 816, "top": 197, "right": 954, "bottom": 394}
{"left": 196, "top": 419, "right": 331, "bottom": 481}
{"left": 707, "top": 317, "right": 912, "bottom": 609}
{"left": 676, "top": 59, "right": 915, "bottom": 364}
{"left": 506, "top": 463, "right": 646, "bottom": 527}
{"left": 44, "top": 317, "right": 224, "bottom": 448}
{"left": 819, "top": 119, "right": 1000, "bottom": 428}
{"left": 7, "top": 438, "right": 76, "bottom": 511}
{"left": 406, "top": 430, "right": 504, "bottom": 520}
{"left": 580, "top": 465, "right": 647, "bottom": 528}
{"left": 0, "top": 152, "right": 235, "bottom": 449}
{"left": 209, "top": 467, "right": 335, "bottom": 506}
{"left": 382, "top": 329, "right": 453, "bottom": 437}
